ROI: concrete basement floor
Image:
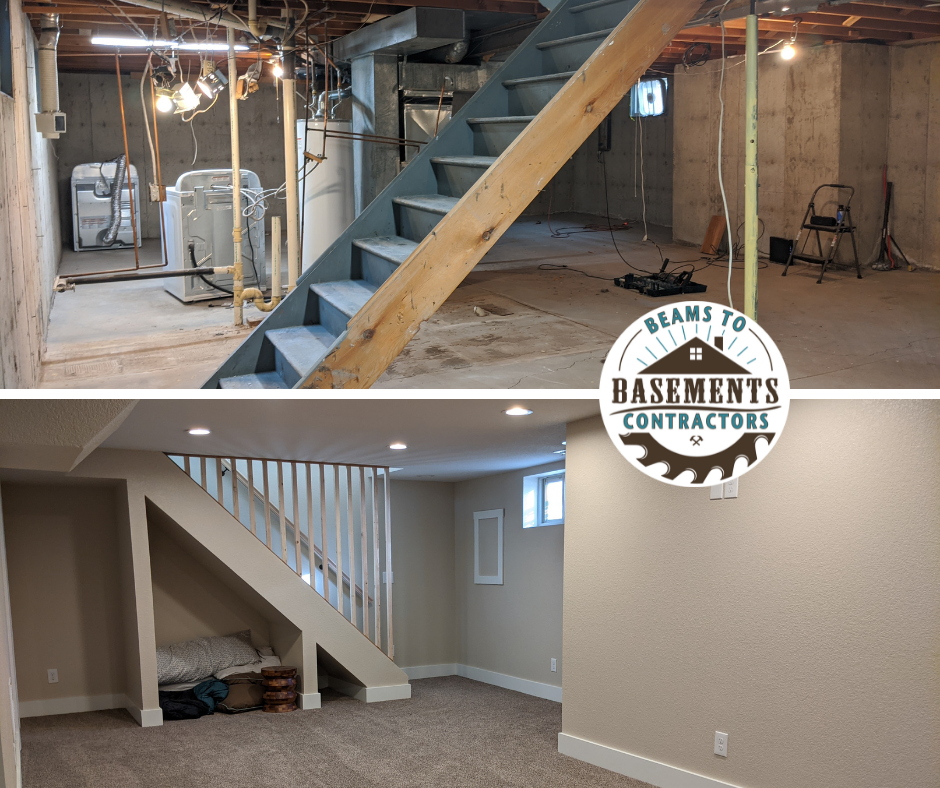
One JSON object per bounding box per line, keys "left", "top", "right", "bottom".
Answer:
{"left": 40, "top": 214, "right": 940, "bottom": 390}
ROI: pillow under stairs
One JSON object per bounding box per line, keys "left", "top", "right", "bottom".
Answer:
{"left": 156, "top": 631, "right": 260, "bottom": 685}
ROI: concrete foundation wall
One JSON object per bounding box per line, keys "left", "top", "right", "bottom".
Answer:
{"left": 0, "top": 2, "right": 61, "bottom": 388}
{"left": 528, "top": 88, "right": 673, "bottom": 227}
{"left": 887, "top": 43, "right": 940, "bottom": 271}
{"left": 56, "top": 72, "right": 293, "bottom": 243}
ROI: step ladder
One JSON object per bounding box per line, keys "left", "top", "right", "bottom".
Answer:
{"left": 783, "top": 184, "right": 862, "bottom": 285}
{"left": 204, "top": 0, "right": 702, "bottom": 389}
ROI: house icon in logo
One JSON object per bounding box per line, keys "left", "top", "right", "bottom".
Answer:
{"left": 642, "top": 336, "right": 752, "bottom": 376}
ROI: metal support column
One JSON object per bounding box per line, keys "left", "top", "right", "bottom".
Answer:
{"left": 283, "top": 26, "right": 300, "bottom": 291}
{"left": 744, "top": 3, "right": 759, "bottom": 320}
{"left": 228, "top": 27, "right": 244, "bottom": 325}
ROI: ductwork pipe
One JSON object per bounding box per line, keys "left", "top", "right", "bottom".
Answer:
{"left": 101, "top": 154, "right": 127, "bottom": 246}
{"left": 248, "top": 0, "right": 260, "bottom": 37}
{"left": 117, "top": 0, "right": 250, "bottom": 31}
{"left": 38, "top": 14, "right": 59, "bottom": 114}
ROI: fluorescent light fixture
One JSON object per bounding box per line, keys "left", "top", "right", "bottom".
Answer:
{"left": 187, "top": 428, "right": 211, "bottom": 436}
{"left": 389, "top": 442, "right": 407, "bottom": 450}
{"left": 90, "top": 36, "right": 247, "bottom": 51}
{"left": 504, "top": 407, "right": 533, "bottom": 416}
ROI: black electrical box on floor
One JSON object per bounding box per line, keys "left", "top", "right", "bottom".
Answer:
{"left": 614, "top": 268, "right": 708, "bottom": 298}
{"left": 769, "top": 236, "right": 792, "bottom": 264}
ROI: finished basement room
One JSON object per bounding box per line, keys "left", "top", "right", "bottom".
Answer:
{"left": 0, "top": 398, "right": 936, "bottom": 788}
{"left": 0, "top": 0, "right": 938, "bottom": 390}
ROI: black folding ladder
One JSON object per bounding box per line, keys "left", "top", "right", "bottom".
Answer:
{"left": 783, "top": 184, "right": 862, "bottom": 284}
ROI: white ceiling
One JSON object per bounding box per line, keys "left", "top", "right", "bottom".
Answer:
{"left": 102, "top": 399, "right": 600, "bottom": 481}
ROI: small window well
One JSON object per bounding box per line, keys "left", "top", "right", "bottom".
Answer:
{"left": 523, "top": 469, "right": 565, "bottom": 528}
{"left": 630, "top": 78, "right": 667, "bottom": 118}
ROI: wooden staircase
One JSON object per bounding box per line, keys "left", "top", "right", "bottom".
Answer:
{"left": 204, "top": 0, "right": 702, "bottom": 389}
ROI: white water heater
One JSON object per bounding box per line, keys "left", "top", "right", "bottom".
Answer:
{"left": 297, "top": 120, "right": 355, "bottom": 271}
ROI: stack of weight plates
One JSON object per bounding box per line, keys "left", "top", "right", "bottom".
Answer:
{"left": 261, "top": 666, "right": 298, "bottom": 713}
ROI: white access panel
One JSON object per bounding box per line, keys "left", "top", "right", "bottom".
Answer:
{"left": 161, "top": 169, "right": 266, "bottom": 303}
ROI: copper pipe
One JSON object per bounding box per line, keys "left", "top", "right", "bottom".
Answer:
{"left": 433, "top": 78, "right": 446, "bottom": 136}
{"left": 115, "top": 53, "right": 140, "bottom": 266}
{"left": 149, "top": 65, "right": 170, "bottom": 269}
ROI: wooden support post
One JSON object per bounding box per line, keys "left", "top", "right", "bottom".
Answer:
{"left": 371, "top": 468, "right": 381, "bottom": 647}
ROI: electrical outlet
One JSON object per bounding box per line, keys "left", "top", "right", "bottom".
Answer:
{"left": 47, "top": 669, "right": 58, "bottom": 684}
{"left": 714, "top": 731, "right": 728, "bottom": 757}
{"left": 710, "top": 484, "right": 723, "bottom": 500}
{"left": 723, "top": 478, "right": 739, "bottom": 499}
{"left": 551, "top": 658, "right": 557, "bottom": 672}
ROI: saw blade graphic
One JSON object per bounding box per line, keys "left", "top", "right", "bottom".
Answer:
{"left": 620, "top": 432, "right": 775, "bottom": 483}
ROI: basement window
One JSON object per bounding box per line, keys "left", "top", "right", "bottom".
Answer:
{"left": 630, "top": 78, "right": 667, "bottom": 118}
{"left": 523, "top": 469, "right": 565, "bottom": 528}
{"left": 0, "top": 0, "right": 11, "bottom": 97}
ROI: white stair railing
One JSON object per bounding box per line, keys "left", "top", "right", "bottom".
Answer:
{"left": 168, "top": 453, "right": 394, "bottom": 657}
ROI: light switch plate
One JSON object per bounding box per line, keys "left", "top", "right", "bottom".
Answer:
{"left": 723, "top": 478, "right": 739, "bottom": 499}
{"left": 710, "top": 484, "right": 723, "bottom": 500}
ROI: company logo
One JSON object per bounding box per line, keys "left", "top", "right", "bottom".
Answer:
{"left": 599, "top": 302, "right": 789, "bottom": 487}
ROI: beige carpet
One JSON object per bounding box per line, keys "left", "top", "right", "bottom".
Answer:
{"left": 21, "top": 676, "right": 653, "bottom": 787}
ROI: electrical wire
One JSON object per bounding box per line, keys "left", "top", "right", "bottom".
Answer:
{"left": 717, "top": 0, "right": 735, "bottom": 309}
{"left": 190, "top": 119, "right": 198, "bottom": 166}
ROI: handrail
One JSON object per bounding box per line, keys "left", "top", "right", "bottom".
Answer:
{"left": 168, "top": 453, "right": 392, "bottom": 656}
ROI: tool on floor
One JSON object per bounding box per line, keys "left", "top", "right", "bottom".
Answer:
{"left": 872, "top": 168, "right": 912, "bottom": 272}
{"left": 614, "top": 259, "right": 708, "bottom": 298}
{"left": 783, "top": 184, "right": 861, "bottom": 284}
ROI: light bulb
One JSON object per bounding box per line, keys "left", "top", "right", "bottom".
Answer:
{"left": 781, "top": 44, "right": 796, "bottom": 61}
{"left": 272, "top": 62, "right": 284, "bottom": 78}
{"left": 156, "top": 94, "right": 173, "bottom": 112}
{"left": 504, "top": 407, "right": 533, "bottom": 416}
{"left": 389, "top": 442, "right": 407, "bottom": 450}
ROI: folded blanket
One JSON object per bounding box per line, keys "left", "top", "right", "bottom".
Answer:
{"left": 158, "top": 689, "right": 211, "bottom": 721}
{"left": 192, "top": 679, "right": 229, "bottom": 712}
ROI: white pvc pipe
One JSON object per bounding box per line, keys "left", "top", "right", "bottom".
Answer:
{"left": 37, "top": 14, "right": 59, "bottom": 114}
{"left": 283, "top": 73, "right": 300, "bottom": 290}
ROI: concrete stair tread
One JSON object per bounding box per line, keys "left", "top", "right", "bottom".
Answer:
{"left": 266, "top": 325, "right": 335, "bottom": 376}
{"left": 466, "top": 115, "right": 536, "bottom": 125}
{"left": 503, "top": 71, "right": 575, "bottom": 87}
{"left": 353, "top": 235, "right": 418, "bottom": 265}
{"left": 310, "top": 279, "right": 378, "bottom": 318}
{"left": 219, "top": 371, "right": 287, "bottom": 389}
{"left": 392, "top": 194, "right": 459, "bottom": 215}
{"left": 537, "top": 28, "right": 613, "bottom": 49}
{"left": 570, "top": 0, "right": 628, "bottom": 13}
{"left": 430, "top": 156, "right": 498, "bottom": 168}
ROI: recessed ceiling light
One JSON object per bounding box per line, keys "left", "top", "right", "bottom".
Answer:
{"left": 504, "top": 407, "right": 533, "bottom": 416}
{"left": 389, "top": 442, "right": 407, "bottom": 450}
{"left": 562, "top": 441, "right": 566, "bottom": 445}
{"left": 187, "top": 428, "right": 211, "bottom": 436}
{"left": 554, "top": 449, "right": 566, "bottom": 455}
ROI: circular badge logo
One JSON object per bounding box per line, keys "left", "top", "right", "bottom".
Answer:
{"left": 599, "top": 302, "right": 789, "bottom": 487}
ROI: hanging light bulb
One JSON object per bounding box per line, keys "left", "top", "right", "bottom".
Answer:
{"left": 156, "top": 93, "right": 174, "bottom": 112}
{"left": 781, "top": 17, "right": 801, "bottom": 61}
{"left": 271, "top": 59, "right": 284, "bottom": 79}
{"left": 781, "top": 43, "right": 796, "bottom": 60}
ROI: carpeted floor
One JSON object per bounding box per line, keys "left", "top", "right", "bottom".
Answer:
{"left": 21, "top": 676, "right": 653, "bottom": 787}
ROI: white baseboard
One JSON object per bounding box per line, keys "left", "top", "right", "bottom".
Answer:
{"left": 297, "top": 692, "right": 321, "bottom": 710}
{"left": 558, "top": 733, "right": 743, "bottom": 788}
{"left": 401, "top": 664, "right": 458, "bottom": 680}
{"left": 328, "top": 677, "right": 412, "bottom": 703}
{"left": 19, "top": 693, "right": 126, "bottom": 718}
{"left": 123, "top": 697, "right": 163, "bottom": 728}
{"left": 457, "top": 665, "right": 562, "bottom": 703}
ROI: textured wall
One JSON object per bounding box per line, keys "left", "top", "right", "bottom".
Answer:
{"left": 887, "top": 43, "right": 940, "bottom": 271}
{"left": 454, "top": 461, "right": 565, "bottom": 687}
{"left": 563, "top": 401, "right": 940, "bottom": 788}
{"left": 0, "top": 3, "right": 61, "bottom": 388}
{"left": 2, "top": 484, "right": 128, "bottom": 704}
{"left": 389, "top": 480, "right": 458, "bottom": 669}
{"left": 56, "top": 72, "right": 293, "bottom": 241}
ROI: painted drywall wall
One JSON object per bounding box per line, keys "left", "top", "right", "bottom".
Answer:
{"left": 56, "top": 72, "right": 294, "bottom": 242}
{"left": 886, "top": 42, "right": 940, "bottom": 271}
{"left": 0, "top": 1, "right": 61, "bottom": 388}
{"left": 0, "top": 486, "right": 21, "bottom": 788}
{"left": 562, "top": 401, "right": 940, "bottom": 788}
{"left": 390, "top": 480, "right": 457, "bottom": 669}
{"left": 454, "top": 461, "right": 565, "bottom": 689}
{"left": 1, "top": 483, "right": 128, "bottom": 707}
{"left": 673, "top": 43, "right": 894, "bottom": 267}
{"left": 149, "top": 515, "right": 273, "bottom": 650}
